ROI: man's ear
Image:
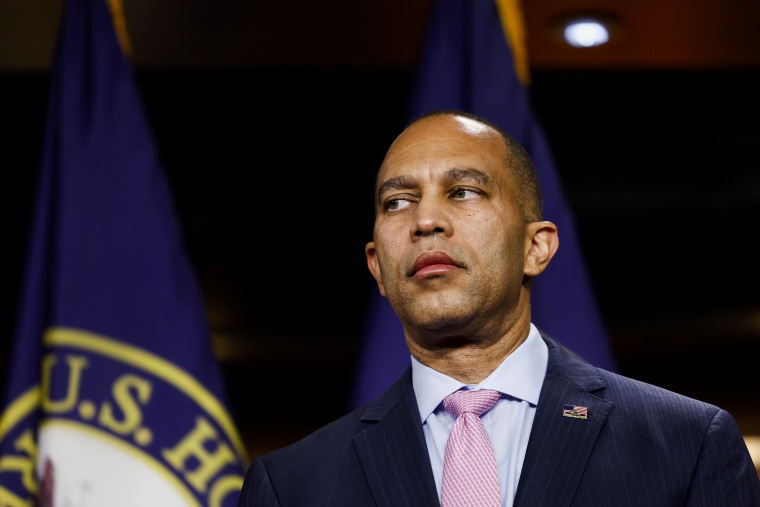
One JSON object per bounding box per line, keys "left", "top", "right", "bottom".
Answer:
{"left": 524, "top": 221, "right": 559, "bottom": 277}
{"left": 365, "top": 241, "right": 386, "bottom": 296}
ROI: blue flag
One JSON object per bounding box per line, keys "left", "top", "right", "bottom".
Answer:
{"left": 0, "top": 0, "right": 248, "bottom": 505}
{"left": 351, "top": 0, "right": 616, "bottom": 408}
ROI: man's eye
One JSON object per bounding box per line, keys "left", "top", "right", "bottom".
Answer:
{"left": 385, "top": 198, "right": 411, "bottom": 211}
{"left": 451, "top": 188, "right": 479, "bottom": 200}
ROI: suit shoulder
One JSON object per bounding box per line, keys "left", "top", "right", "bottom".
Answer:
{"left": 256, "top": 372, "right": 412, "bottom": 469}
{"left": 594, "top": 367, "right": 728, "bottom": 427}
{"left": 546, "top": 335, "right": 723, "bottom": 421}
{"left": 260, "top": 405, "right": 368, "bottom": 463}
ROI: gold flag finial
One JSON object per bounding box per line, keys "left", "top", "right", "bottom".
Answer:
{"left": 495, "top": 0, "right": 530, "bottom": 86}
{"left": 106, "top": 0, "right": 133, "bottom": 57}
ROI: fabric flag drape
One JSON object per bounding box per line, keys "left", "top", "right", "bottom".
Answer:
{"left": 0, "top": 0, "right": 248, "bottom": 505}
{"left": 351, "top": 0, "right": 616, "bottom": 409}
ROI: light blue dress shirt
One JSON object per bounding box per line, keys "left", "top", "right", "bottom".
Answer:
{"left": 411, "top": 323, "right": 548, "bottom": 507}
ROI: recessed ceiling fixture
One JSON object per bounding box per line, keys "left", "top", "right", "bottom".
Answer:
{"left": 550, "top": 12, "right": 621, "bottom": 49}
{"left": 563, "top": 18, "right": 610, "bottom": 47}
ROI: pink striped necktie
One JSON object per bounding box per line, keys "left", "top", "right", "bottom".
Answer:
{"left": 440, "top": 389, "right": 502, "bottom": 507}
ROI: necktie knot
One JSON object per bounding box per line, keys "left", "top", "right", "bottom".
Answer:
{"left": 443, "top": 388, "right": 501, "bottom": 419}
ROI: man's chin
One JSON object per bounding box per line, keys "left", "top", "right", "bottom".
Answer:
{"left": 402, "top": 307, "right": 475, "bottom": 334}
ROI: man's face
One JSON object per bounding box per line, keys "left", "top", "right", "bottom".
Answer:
{"left": 365, "top": 114, "right": 535, "bottom": 341}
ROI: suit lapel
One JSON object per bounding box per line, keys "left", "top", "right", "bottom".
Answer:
{"left": 514, "top": 337, "right": 613, "bottom": 506}
{"left": 353, "top": 369, "right": 440, "bottom": 507}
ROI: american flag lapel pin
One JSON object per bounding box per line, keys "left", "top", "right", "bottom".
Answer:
{"left": 563, "top": 404, "right": 589, "bottom": 420}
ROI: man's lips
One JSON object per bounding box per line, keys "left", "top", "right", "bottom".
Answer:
{"left": 410, "top": 251, "right": 461, "bottom": 278}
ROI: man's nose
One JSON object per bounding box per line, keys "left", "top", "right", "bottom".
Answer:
{"left": 410, "top": 197, "right": 452, "bottom": 239}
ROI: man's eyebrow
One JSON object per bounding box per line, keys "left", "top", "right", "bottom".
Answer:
{"left": 444, "top": 167, "right": 493, "bottom": 186}
{"left": 375, "top": 168, "right": 493, "bottom": 204}
{"left": 377, "top": 175, "right": 416, "bottom": 203}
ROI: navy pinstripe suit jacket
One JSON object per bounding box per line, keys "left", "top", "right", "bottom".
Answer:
{"left": 238, "top": 335, "right": 760, "bottom": 506}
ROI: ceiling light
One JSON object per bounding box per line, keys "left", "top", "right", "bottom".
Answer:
{"left": 563, "top": 18, "right": 610, "bottom": 48}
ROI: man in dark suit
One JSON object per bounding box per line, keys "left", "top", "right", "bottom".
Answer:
{"left": 238, "top": 110, "right": 760, "bottom": 506}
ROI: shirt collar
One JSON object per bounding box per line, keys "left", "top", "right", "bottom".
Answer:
{"left": 411, "top": 323, "right": 548, "bottom": 423}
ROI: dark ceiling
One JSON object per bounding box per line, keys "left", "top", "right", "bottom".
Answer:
{"left": 1, "top": 0, "right": 759, "bottom": 461}
{"left": 3, "top": 0, "right": 760, "bottom": 70}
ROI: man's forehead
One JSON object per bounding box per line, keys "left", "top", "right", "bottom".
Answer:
{"left": 377, "top": 115, "right": 504, "bottom": 180}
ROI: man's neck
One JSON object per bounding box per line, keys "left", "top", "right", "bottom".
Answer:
{"left": 406, "top": 314, "right": 532, "bottom": 384}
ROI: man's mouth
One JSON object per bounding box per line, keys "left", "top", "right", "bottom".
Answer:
{"left": 410, "top": 251, "right": 461, "bottom": 278}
